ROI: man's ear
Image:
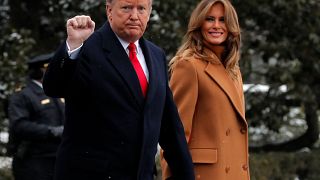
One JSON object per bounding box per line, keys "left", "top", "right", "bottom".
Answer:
{"left": 106, "top": 4, "right": 112, "bottom": 21}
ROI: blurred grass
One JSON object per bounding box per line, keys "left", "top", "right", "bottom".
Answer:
{"left": 249, "top": 149, "right": 320, "bottom": 180}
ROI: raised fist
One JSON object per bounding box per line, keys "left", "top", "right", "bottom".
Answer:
{"left": 66, "top": 15, "right": 95, "bottom": 50}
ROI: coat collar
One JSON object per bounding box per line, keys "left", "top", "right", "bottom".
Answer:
{"left": 27, "top": 79, "right": 44, "bottom": 95}
{"left": 204, "top": 62, "right": 246, "bottom": 123}
{"left": 99, "top": 22, "right": 158, "bottom": 108}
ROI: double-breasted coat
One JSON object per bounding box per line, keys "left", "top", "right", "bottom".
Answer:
{"left": 161, "top": 56, "right": 250, "bottom": 180}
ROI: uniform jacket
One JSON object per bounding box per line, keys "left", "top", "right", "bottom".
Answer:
{"left": 161, "top": 56, "right": 250, "bottom": 180}
{"left": 43, "top": 22, "right": 194, "bottom": 180}
{"left": 8, "top": 79, "right": 65, "bottom": 157}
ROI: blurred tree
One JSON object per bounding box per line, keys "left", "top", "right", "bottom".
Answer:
{"left": 0, "top": 0, "right": 35, "bottom": 155}
{"left": 233, "top": 0, "right": 320, "bottom": 151}
{"left": 145, "top": 0, "right": 196, "bottom": 58}
{"left": 8, "top": 0, "right": 107, "bottom": 53}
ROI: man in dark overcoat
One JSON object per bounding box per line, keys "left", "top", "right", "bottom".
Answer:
{"left": 42, "top": 0, "right": 194, "bottom": 179}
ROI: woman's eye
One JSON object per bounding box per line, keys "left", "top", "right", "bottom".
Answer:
{"left": 205, "top": 17, "right": 215, "bottom": 22}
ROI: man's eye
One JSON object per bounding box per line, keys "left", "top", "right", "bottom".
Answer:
{"left": 138, "top": 7, "right": 146, "bottom": 11}
{"left": 138, "top": 6, "right": 148, "bottom": 13}
{"left": 122, "top": 6, "right": 131, "bottom": 10}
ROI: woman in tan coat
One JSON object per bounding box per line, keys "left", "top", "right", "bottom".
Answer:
{"left": 161, "top": 0, "right": 250, "bottom": 179}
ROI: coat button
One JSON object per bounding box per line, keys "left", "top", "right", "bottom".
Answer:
{"left": 240, "top": 127, "right": 247, "bottom": 134}
{"left": 107, "top": 176, "right": 112, "bottom": 179}
{"left": 242, "top": 164, "right": 248, "bottom": 171}
{"left": 196, "top": 174, "right": 201, "bottom": 179}
{"left": 226, "top": 128, "right": 231, "bottom": 136}
{"left": 225, "top": 166, "right": 230, "bottom": 173}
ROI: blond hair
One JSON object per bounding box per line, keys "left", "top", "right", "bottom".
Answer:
{"left": 170, "top": 0, "right": 241, "bottom": 78}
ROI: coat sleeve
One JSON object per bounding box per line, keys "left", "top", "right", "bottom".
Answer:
{"left": 159, "top": 55, "right": 195, "bottom": 180}
{"left": 8, "top": 93, "right": 54, "bottom": 141}
{"left": 43, "top": 42, "right": 78, "bottom": 98}
{"left": 170, "top": 59, "right": 198, "bottom": 143}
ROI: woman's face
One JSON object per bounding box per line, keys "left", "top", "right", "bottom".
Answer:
{"left": 201, "top": 2, "right": 228, "bottom": 47}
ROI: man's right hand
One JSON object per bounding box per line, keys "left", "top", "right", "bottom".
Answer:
{"left": 66, "top": 15, "right": 95, "bottom": 51}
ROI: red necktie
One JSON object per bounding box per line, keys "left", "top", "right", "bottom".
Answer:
{"left": 128, "top": 43, "right": 148, "bottom": 97}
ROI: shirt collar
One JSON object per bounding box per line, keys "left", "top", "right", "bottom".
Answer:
{"left": 32, "top": 79, "right": 43, "bottom": 89}
{"left": 116, "top": 35, "right": 141, "bottom": 55}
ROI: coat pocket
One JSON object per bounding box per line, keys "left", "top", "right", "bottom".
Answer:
{"left": 190, "top": 148, "right": 218, "bottom": 164}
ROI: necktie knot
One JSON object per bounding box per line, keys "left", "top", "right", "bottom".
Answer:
{"left": 128, "top": 43, "right": 137, "bottom": 54}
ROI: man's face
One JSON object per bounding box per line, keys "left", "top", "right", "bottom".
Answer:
{"left": 107, "top": 0, "right": 152, "bottom": 42}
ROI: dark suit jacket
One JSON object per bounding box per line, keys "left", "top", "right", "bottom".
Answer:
{"left": 43, "top": 22, "right": 194, "bottom": 180}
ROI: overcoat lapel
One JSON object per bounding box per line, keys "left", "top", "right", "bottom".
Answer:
{"left": 205, "top": 63, "right": 246, "bottom": 122}
{"left": 28, "top": 80, "right": 43, "bottom": 95}
{"left": 139, "top": 39, "right": 158, "bottom": 107}
{"left": 100, "top": 23, "right": 144, "bottom": 108}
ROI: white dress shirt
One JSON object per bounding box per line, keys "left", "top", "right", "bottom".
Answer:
{"left": 66, "top": 37, "right": 149, "bottom": 82}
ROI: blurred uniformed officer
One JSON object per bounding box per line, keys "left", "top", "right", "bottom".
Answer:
{"left": 7, "top": 53, "right": 65, "bottom": 180}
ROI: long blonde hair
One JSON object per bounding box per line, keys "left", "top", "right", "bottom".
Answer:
{"left": 169, "top": 0, "right": 241, "bottom": 78}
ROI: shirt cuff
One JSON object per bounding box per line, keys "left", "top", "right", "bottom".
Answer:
{"left": 66, "top": 41, "right": 83, "bottom": 60}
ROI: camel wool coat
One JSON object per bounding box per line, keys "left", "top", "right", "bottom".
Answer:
{"left": 161, "top": 56, "right": 250, "bottom": 180}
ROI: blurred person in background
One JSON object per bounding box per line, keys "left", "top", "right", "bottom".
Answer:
{"left": 161, "top": 0, "right": 250, "bottom": 179}
{"left": 7, "top": 53, "right": 65, "bottom": 180}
